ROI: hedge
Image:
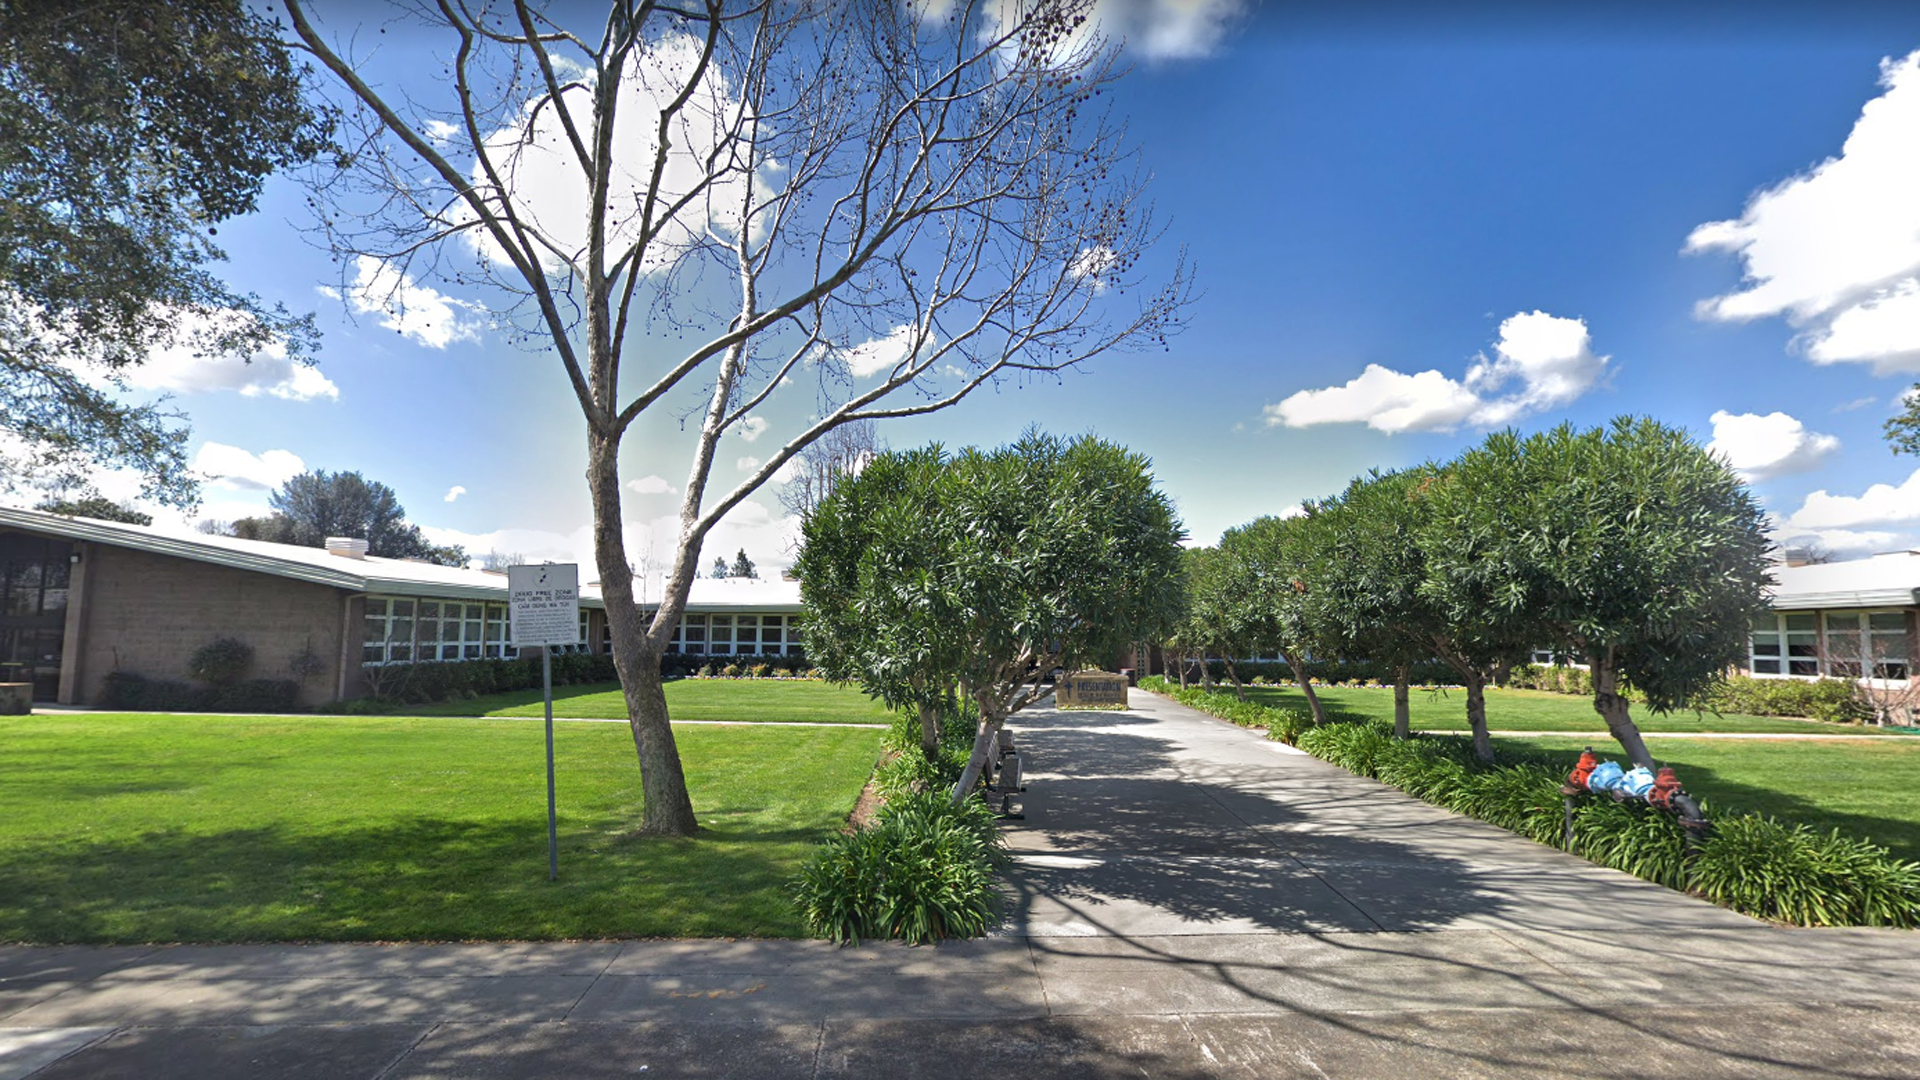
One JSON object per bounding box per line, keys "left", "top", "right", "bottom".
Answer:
{"left": 1139, "top": 677, "right": 1920, "bottom": 927}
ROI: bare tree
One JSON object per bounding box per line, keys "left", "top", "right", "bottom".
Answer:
{"left": 478, "top": 549, "right": 528, "bottom": 572}
{"left": 778, "top": 417, "right": 884, "bottom": 525}
{"left": 284, "top": 0, "right": 1190, "bottom": 835}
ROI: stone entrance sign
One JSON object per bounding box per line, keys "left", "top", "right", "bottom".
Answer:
{"left": 1057, "top": 670, "right": 1129, "bottom": 709}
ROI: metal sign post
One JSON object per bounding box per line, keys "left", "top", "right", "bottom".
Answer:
{"left": 508, "top": 563, "right": 580, "bottom": 881}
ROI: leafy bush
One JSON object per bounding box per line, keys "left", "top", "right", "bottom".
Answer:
{"left": 1506, "top": 664, "right": 1868, "bottom": 725}
{"left": 186, "top": 637, "right": 254, "bottom": 686}
{"left": 1297, "top": 719, "right": 1920, "bottom": 927}
{"left": 792, "top": 791, "right": 1006, "bottom": 944}
{"left": 99, "top": 672, "right": 302, "bottom": 713}
{"left": 1697, "top": 676, "right": 1869, "bottom": 725}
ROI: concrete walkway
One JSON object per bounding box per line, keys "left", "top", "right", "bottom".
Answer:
{"left": 6, "top": 689, "right": 1920, "bottom": 1078}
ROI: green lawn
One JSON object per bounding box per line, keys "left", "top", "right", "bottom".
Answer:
{"left": 0, "top": 712, "right": 883, "bottom": 943}
{"left": 1238, "top": 684, "right": 1903, "bottom": 736}
{"left": 400, "top": 677, "right": 897, "bottom": 725}
{"left": 1496, "top": 735, "right": 1920, "bottom": 862}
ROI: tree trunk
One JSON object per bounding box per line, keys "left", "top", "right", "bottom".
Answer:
{"left": 1592, "top": 653, "right": 1656, "bottom": 770}
{"left": 917, "top": 700, "right": 941, "bottom": 761}
{"left": 1200, "top": 656, "right": 1214, "bottom": 691}
{"left": 588, "top": 429, "right": 699, "bottom": 836}
{"left": 1287, "top": 654, "right": 1325, "bottom": 724}
{"left": 1393, "top": 664, "right": 1411, "bottom": 739}
{"left": 1464, "top": 671, "right": 1493, "bottom": 763}
{"left": 1225, "top": 657, "right": 1246, "bottom": 701}
{"left": 951, "top": 713, "right": 1002, "bottom": 804}
{"left": 1177, "top": 650, "right": 1189, "bottom": 689}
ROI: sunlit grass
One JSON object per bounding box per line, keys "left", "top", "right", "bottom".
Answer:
{"left": 399, "top": 677, "right": 896, "bottom": 725}
{"left": 0, "top": 711, "right": 882, "bottom": 943}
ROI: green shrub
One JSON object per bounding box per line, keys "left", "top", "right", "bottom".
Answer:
{"left": 98, "top": 671, "right": 303, "bottom": 713}
{"left": 792, "top": 791, "right": 1005, "bottom": 945}
{"left": 1270, "top": 717, "right": 1920, "bottom": 928}
{"left": 1698, "top": 676, "right": 1868, "bottom": 725}
{"left": 186, "top": 637, "right": 254, "bottom": 686}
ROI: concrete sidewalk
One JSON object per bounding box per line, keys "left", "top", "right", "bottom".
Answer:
{"left": 5, "top": 688, "right": 1920, "bottom": 1077}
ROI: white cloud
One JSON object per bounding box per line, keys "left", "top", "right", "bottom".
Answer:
{"left": 340, "top": 256, "right": 480, "bottom": 350}
{"left": 772, "top": 458, "right": 801, "bottom": 484}
{"left": 952, "top": 0, "right": 1244, "bottom": 62}
{"left": 422, "top": 119, "right": 459, "bottom": 144}
{"left": 834, "top": 325, "right": 930, "bottom": 379}
{"left": 1266, "top": 364, "right": 1481, "bottom": 435}
{"left": 628, "top": 475, "right": 678, "bottom": 496}
{"left": 444, "top": 485, "right": 467, "bottom": 503}
{"left": 1775, "top": 526, "right": 1901, "bottom": 559}
{"left": 737, "top": 416, "right": 769, "bottom": 442}
{"left": 1706, "top": 410, "right": 1840, "bottom": 482}
{"left": 418, "top": 499, "right": 801, "bottom": 597}
{"left": 1688, "top": 50, "right": 1920, "bottom": 372}
{"left": 191, "top": 443, "right": 306, "bottom": 492}
{"left": 736, "top": 456, "right": 761, "bottom": 471}
{"left": 1781, "top": 467, "right": 1920, "bottom": 532}
{"left": 112, "top": 309, "right": 339, "bottom": 401}
{"left": 1835, "top": 395, "right": 1881, "bottom": 413}
{"left": 464, "top": 35, "right": 766, "bottom": 276}
{"left": 1266, "top": 312, "right": 1609, "bottom": 434}
{"left": 1070, "top": 245, "right": 1119, "bottom": 295}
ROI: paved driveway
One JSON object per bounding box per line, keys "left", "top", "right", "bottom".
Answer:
{"left": 5, "top": 689, "right": 1919, "bottom": 1078}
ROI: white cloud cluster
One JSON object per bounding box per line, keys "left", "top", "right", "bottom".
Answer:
{"left": 737, "top": 416, "right": 770, "bottom": 442}
{"left": 332, "top": 255, "right": 481, "bottom": 350}
{"left": 1265, "top": 312, "right": 1609, "bottom": 434}
{"left": 444, "top": 485, "right": 467, "bottom": 503}
{"left": 418, "top": 499, "right": 800, "bottom": 588}
{"left": 834, "top": 325, "right": 930, "bottom": 379}
{"left": 1781, "top": 468, "right": 1920, "bottom": 534}
{"left": 1705, "top": 410, "right": 1840, "bottom": 482}
{"left": 466, "top": 35, "right": 764, "bottom": 276}
{"left": 736, "top": 456, "right": 761, "bottom": 472}
{"left": 1688, "top": 50, "right": 1920, "bottom": 372}
{"left": 90, "top": 308, "right": 340, "bottom": 401}
{"left": 931, "top": 0, "right": 1243, "bottom": 62}
{"left": 191, "top": 442, "right": 306, "bottom": 492}
{"left": 628, "top": 475, "right": 678, "bottom": 496}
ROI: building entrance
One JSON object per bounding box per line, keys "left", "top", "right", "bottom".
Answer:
{"left": 0, "top": 533, "right": 72, "bottom": 700}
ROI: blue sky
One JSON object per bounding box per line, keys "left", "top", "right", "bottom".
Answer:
{"left": 58, "top": 1, "right": 1920, "bottom": 579}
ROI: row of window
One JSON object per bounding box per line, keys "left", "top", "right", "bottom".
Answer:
{"left": 1750, "top": 611, "right": 1911, "bottom": 681}
{"left": 650, "top": 611, "right": 805, "bottom": 657}
{"left": 362, "top": 598, "right": 806, "bottom": 664}
{"left": 363, "top": 597, "right": 594, "bottom": 665}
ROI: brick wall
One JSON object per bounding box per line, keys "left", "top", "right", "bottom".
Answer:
{"left": 76, "top": 544, "right": 350, "bottom": 707}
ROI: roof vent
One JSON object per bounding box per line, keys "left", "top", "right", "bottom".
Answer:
{"left": 325, "top": 536, "right": 370, "bottom": 560}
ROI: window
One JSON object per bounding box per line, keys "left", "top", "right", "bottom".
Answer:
{"left": 366, "top": 597, "right": 510, "bottom": 664}
{"left": 681, "top": 614, "right": 706, "bottom": 655}
{"left": 1749, "top": 610, "right": 1913, "bottom": 682}
{"left": 710, "top": 614, "right": 733, "bottom": 655}
{"left": 735, "top": 615, "right": 758, "bottom": 656}
{"left": 363, "top": 597, "right": 416, "bottom": 664}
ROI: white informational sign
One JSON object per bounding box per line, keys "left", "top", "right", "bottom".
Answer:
{"left": 508, "top": 564, "right": 581, "bottom": 648}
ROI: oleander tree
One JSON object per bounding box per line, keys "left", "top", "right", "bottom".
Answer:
{"left": 284, "top": 0, "right": 1189, "bottom": 835}
{"left": 1217, "top": 512, "right": 1335, "bottom": 725}
{"left": 1425, "top": 419, "right": 1772, "bottom": 769}
{"left": 794, "top": 447, "right": 955, "bottom": 760}
{"left": 796, "top": 432, "right": 1185, "bottom": 801}
{"left": 1312, "top": 469, "right": 1439, "bottom": 739}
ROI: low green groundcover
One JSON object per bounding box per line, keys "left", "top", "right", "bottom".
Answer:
{"left": 0, "top": 712, "right": 881, "bottom": 943}
{"left": 1144, "top": 677, "right": 1920, "bottom": 928}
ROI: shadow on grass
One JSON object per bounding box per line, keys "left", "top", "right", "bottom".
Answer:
{"left": 0, "top": 816, "right": 825, "bottom": 944}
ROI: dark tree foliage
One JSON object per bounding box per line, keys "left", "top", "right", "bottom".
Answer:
{"left": 207, "top": 471, "right": 466, "bottom": 567}
{"left": 729, "top": 549, "right": 757, "bottom": 580}
{"left": 0, "top": 0, "right": 332, "bottom": 505}
{"left": 34, "top": 495, "right": 152, "bottom": 525}
{"left": 710, "top": 556, "right": 730, "bottom": 580}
